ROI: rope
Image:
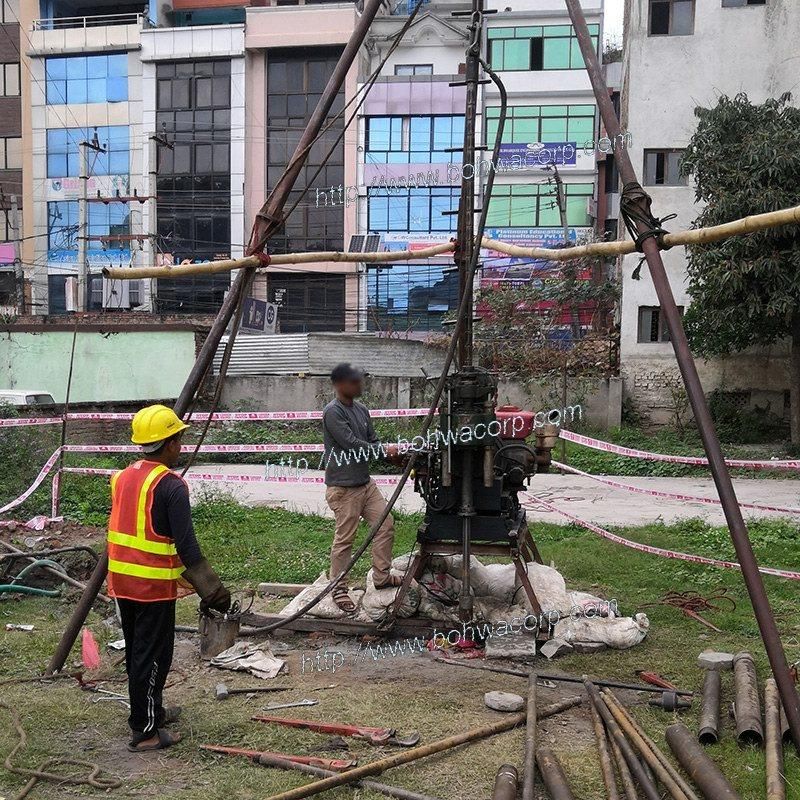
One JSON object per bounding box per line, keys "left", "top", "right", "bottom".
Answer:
{"left": 620, "top": 182, "right": 676, "bottom": 279}
{"left": 0, "top": 701, "right": 122, "bottom": 800}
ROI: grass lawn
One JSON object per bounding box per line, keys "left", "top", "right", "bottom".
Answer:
{"left": 0, "top": 501, "right": 798, "bottom": 799}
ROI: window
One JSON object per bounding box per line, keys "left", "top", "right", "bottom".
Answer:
{"left": 367, "top": 187, "right": 459, "bottom": 232}
{"left": 0, "top": 208, "right": 16, "bottom": 241}
{"left": 268, "top": 273, "right": 346, "bottom": 332}
{"left": 488, "top": 24, "right": 600, "bottom": 71}
{"left": 45, "top": 54, "right": 128, "bottom": 105}
{"left": 267, "top": 49, "right": 344, "bottom": 254}
{"left": 649, "top": 1, "right": 695, "bottom": 35}
{"left": 722, "top": 0, "right": 765, "bottom": 6}
{"left": 637, "top": 306, "right": 684, "bottom": 342}
{"left": 0, "top": 0, "right": 19, "bottom": 23}
{"left": 485, "top": 105, "right": 595, "bottom": 145}
{"left": 365, "top": 115, "right": 465, "bottom": 163}
{"left": 0, "top": 137, "right": 21, "bottom": 170}
{"left": 47, "top": 200, "right": 130, "bottom": 252}
{"left": 46, "top": 126, "right": 129, "bottom": 177}
{"left": 394, "top": 64, "right": 434, "bottom": 76}
{"left": 643, "top": 149, "right": 686, "bottom": 186}
{"left": 0, "top": 63, "right": 19, "bottom": 96}
{"left": 155, "top": 59, "right": 232, "bottom": 313}
{"left": 0, "top": 272, "right": 15, "bottom": 306}
{"left": 486, "top": 182, "right": 594, "bottom": 227}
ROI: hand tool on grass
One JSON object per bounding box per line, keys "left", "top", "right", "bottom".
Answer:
{"left": 199, "top": 744, "right": 356, "bottom": 771}
{"left": 258, "top": 752, "right": 442, "bottom": 800}
{"left": 251, "top": 715, "right": 420, "bottom": 747}
{"left": 261, "top": 695, "right": 582, "bottom": 800}
{"left": 649, "top": 691, "right": 692, "bottom": 711}
{"left": 215, "top": 682, "right": 291, "bottom": 700}
{"left": 262, "top": 699, "right": 318, "bottom": 711}
{"left": 636, "top": 671, "right": 677, "bottom": 690}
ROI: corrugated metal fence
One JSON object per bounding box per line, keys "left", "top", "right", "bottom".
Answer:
{"left": 212, "top": 334, "right": 310, "bottom": 376}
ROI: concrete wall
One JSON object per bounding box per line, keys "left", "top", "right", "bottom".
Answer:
{"left": 0, "top": 330, "right": 197, "bottom": 403}
{"left": 220, "top": 370, "right": 623, "bottom": 429}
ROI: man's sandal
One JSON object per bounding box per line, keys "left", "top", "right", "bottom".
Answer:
{"left": 127, "top": 729, "right": 182, "bottom": 752}
{"left": 332, "top": 585, "right": 356, "bottom": 613}
{"left": 373, "top": 575, "right": 404, "bottom": 591}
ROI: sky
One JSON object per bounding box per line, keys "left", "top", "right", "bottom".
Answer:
{"left": 605, "top": 0, "right": 624, "bottom": 46}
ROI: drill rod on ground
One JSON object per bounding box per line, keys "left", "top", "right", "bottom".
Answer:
{"left": 262, "top": 696, "right": 582, "bottom": 800}
{"left": 565, "top": 0, "right": 800, "bottom": 753}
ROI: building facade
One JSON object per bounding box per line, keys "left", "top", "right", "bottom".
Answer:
{"left": 620, "top": 0, "right": 799, "bottom": 423}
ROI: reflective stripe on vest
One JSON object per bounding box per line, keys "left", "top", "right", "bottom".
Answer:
{"left": 107, "top": 460, "right": 185, "bottom": 602}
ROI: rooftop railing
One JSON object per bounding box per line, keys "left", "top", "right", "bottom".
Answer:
{"left": 32, "top": 12, "right": 145, "bottom": 30}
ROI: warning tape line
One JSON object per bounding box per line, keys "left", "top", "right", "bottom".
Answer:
{"left": 551, "top": 460, "right": 800, "bottom": 516}
{"left": 0, "top": 448, "right": 61, "bottom": 514}
{"left": 560, "top": 429, "right": 800, "bottom": 471}
{"left": 521, "top": 492, "right": 800, "bottom": 581}
{"left": 62, "top": 443, "right": 326, "bottom": 454}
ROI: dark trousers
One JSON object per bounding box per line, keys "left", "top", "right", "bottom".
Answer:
{"left": 117, "top": 598, "right": 176, "bottom": 735}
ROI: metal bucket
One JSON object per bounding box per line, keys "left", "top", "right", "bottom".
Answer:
{"left": 199, "top": 614, "right": 240, "bottom": 660}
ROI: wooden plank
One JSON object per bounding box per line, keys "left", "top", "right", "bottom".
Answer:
{"left": 240, "top": 612, "right": 440, "bottom": 639}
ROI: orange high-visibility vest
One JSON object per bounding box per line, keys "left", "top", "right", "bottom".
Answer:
{"left": 106, "top": 460, "right": 186, "bottom": 602}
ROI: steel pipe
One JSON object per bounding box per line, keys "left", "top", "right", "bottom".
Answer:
{"left": 732, "top": 652, "right": 763, "bottom": 746}
{"left": 262, "top": 696, "right": 582, "bottom": 800}
{"left": 258, "top": 754, "right": 442, "bottom": 800}
{"left": 698, "top": 669, "right": 721, "bottom": 745}
{"left": 564, "top": 0, "right": 800, "bottom": 754}
{"left": 602, "top": 690, "right": 700, "bottom": 800}
{"left": 608, "top": 732, "right": 637, "bottom": 800}
{"left": 666, "top": 724, "right": 741, "bottom": 800}
{"left": 589, "top": 698, "right": 620, "bottom": 800}
{"left": 584, "top": 679, "right": 661, "bottom": 800}
{"left": 491, "top": 764, "right": 518, "bottom": 800}
{"left": 536, "top": 748, "right": 575, "bottom": 800}
{"left": 600, "top": 690, "right": 694, "bottom": 800}
{"left": 522, "top": 672, "right": 536, "bottom": 800}
{"left": 765, "top": 678, "right": 786, "bottom": 800}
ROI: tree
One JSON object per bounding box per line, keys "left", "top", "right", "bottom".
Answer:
{"left": 680, "top": 93, "right": 800, "bottom": 443}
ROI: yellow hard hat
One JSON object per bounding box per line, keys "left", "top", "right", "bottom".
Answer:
{"left": 131, "top": 404, "right": 189, "bottom": 445}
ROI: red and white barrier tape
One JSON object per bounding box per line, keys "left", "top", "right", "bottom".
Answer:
{"left": 60, "top": 467, "right": 403, "bottom": 486}
{"left": 522, "top": 492, "right": 800, "bottom": 581}
{"left": 62, "top": 443, "right": 326, "bottom": 454}
{"left": 560, "top": 430, "right": 800, "bottom": 471}
{"left": 0, "top": 448, "right": 61, "bottom": 514}
{"left": 551, "top": 460, "right": 800, "bottom": 516}
{"left": 0, "top": 417, "right": 62, "bottom": 428}
{"left": 64, "top": 407, "right": 429, "bottom": 422}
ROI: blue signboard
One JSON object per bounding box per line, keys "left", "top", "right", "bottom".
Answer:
{"left": 496, "top": 142, "right": 577, "bottom": 169}
{"left": 47, "top": 248, "right": 131, "bottom": 266}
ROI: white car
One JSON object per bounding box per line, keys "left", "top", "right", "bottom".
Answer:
{"left": 0, "top": 390, "right": 56, "bottom": 406}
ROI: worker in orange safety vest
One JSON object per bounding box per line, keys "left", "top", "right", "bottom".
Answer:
{"left": 107, "top": 404, "right": 231, "bottom": 752}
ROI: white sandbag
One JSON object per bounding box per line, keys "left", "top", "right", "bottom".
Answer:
{"left": 523, "top": 562, "right": 571, "bottom": 614}
{"left": 279, "top": 572, "right": 367, "bottom": 621}
{"left": 553, "top": 612, "right": 649, "bottom": 650}
{"left": 482, "top": 563, "right": 518, "bottom": 603}
{"left": 440, "top": 555, "right": 493, "bottom": 596}
{"left": 567, "top": 591, "right": 618, "bottom": 618}
{"left": 361, "top": 568, "right": 420, "bottom": 621}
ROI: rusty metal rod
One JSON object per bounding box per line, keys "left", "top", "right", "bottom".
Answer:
{"left": 608, "top": 730, "right": 637, "bottom": 800}
{"left": 698, "top": 669, "right": 721, "bottom": 745}
{"left": 564, "top": 0, "right": 800, "bottom": 755}
{"left": 536, "top": 748, "right": 575, "bottom": 800}
{"left": 765, "top": 678, "right": 786, "bottom": 800}
{"left": 603, "top": 690, "right": 700, "bottom": 800}
{"left": 257, "top": 754, "right": 442, "bottom": 800}
{"left": 261, "top": 696, "right": 582, "bottom": 800}
{"left": 433, "top": 657, "right": 693, "bottom": 695}
{"left": 732, "top": 652, "right": 763, "bottom": 746}
{"left": 600, "top": 691, "right": 692, "bottom": 800}
{"left": 491, "top": 764, "right": 518, "bottom": 800}
{"left": 584, "top": 679, "right": 661, "bottom": 800}
{"left": 590, "top": 697, "right": 620, "bottom": 800}
{"left": 522, "top": 671, "right": 536, "bottom": 800}
{"left": 666, "top": 724, "right": 742, "bottom": 800}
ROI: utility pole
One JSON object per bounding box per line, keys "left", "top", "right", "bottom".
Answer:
{"left": 10, "top": 194, "right": 22, "bottom": 314}
{"left": 146, "top": 129, "right": 171, "bottom": 311}
{"left": 77, "top": 130, "right": 105, "bottom": 312}
{"left": 550, "top": 163, "right": 570, "bottom": 247}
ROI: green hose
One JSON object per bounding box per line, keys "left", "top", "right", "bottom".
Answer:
{"left": 0, "top": 559, "right": 66, "bottom": 597}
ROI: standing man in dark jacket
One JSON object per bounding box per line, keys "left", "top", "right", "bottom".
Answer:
{"left": 322, "top": 364, "right": 400, "bottom": 612}
{"left": 107, "top": 404, "right": 231, "bottom": 752}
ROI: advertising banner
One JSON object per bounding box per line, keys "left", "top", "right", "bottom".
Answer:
{"left": 496, "top": 142, "right": 578, "bottom": 169}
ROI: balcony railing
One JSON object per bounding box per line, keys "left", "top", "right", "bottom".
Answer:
{"left": 32, "top": 12, "right": 145, "bottom": 30}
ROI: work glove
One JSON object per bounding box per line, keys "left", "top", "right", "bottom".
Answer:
{"left": 182, "top": 558, "right": 231, "bottom": 615}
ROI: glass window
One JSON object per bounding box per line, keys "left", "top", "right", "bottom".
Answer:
{"left": 46, "top": 126, "right": 129, "bottom": 178}
{"left": 488, "top": 24, "right": 599, "bottom": 71}
{"left": 486, "top": 104, "right": 595, "bottom": 147}
{"left": 643, "top": 149, "right": 687, "bottom": 185}
{"left": 0, "top": 137, "right": 21, "bottom": 169}
{"left": 649, "top": 0, "right": 695, "bottom": 35}
{"left": 487, "top": 182, "right": 593, "bottom": 226}
{"left": 45, "top": 54, "right": 128, "bottom": 104}
{"left": 367, "top": 187, "right": 459, "bottom": 233}
{"left": 394, "top": 64, "right": 433, "bottom": 76}
{"left": 365, "top": 115, "right": 464, "bottom": 164}
{"left": 0, "top": 63, "right": 19, "bottom": 97}
{"left": 0, "top": 0, "right": 19, "bottom": 23}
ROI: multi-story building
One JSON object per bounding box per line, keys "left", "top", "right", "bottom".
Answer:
{"left": 620, "top": 0, "right": 799, "bottom": 422}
